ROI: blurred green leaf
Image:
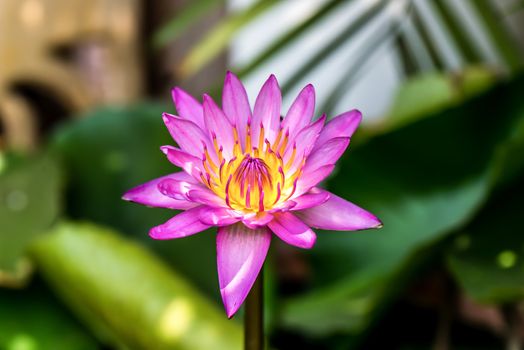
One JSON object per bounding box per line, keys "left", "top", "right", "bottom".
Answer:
{"left": 153, "top": 0, "right": 223, "bottom": 49}
{"left": 51, "top": 103, "right": 219, "bottom": 297}
{"left": 281, "top": 0, "right": 387, "bottom": 94}
{"left": 282, "top": 74, "right": 524, "bottom": 335}
{"left": 0, "top": 154, "right": 61, "bottom": 280}
{"left": 447, "top": 118, "right": 524, "bottom": 304}
{"left": 432, "top": 0, "right": 482, "bottom": 64}
{"left": 470, "top": 0, "right": 523, "bottom": 71}
{"left": 447, "top": 178, "right": 524, "bottom": 304}
{"left": 178, "top": 0, "right": 278, "bottom": 79}
{"left": 235, "top": 0, "right": 347, "bottom": 77}
{"left": 29, "top": 221, "right": 242, "bottom": 350}
{"left": 365, "top": 66, "right": 498, "bottom": 136}
{"left": 0, "top": 280, "right": 99, "bottom": 350}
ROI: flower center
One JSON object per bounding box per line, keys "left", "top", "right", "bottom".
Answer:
{"left": 201, "top": 123, "right": 305, "bottom": 213}
{"left": 231, "top": 155, "right": 272, "bottom": 210}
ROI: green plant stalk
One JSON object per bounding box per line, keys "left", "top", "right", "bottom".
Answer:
{"left": 244, "top": 270, "right": 264, "bottom": 350}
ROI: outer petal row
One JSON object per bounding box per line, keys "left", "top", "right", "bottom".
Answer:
{"left": 295, "top": 190, "right": 382, "bottom": 231}
{"left": 122, "top": 172, "right": 198, "bottom": 210}
{"left": 217, "top": 223, "right": 271, "bottom": 318}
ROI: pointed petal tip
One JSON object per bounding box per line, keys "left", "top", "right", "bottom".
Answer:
{"left": 266, "top": 74, "right": 279, "bottom": 86}
{"left": 162, "top": 112, "right": 175, "bottom": 124}
{"left": 221, "top": 290, "right": 241, "bottom": 319}
{"left": 148, "top": 226, "right": 163, "bottom": 240}
{"left": 304, "top": 83, "right": 315, "bottom": 92}
{"left": 170, "top": 86, "right": 180, "bottom": 98}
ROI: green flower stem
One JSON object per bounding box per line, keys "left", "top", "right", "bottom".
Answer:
{"left": 244, "top": 270, "right": 264, "bottom": 350}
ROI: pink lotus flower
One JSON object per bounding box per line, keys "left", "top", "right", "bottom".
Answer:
{"left": 123, "top": 72, "right": 382, "bottom": 318}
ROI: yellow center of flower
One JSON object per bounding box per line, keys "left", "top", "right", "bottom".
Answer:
{"left": 201, "top": 123, "right": 304, "bottom": 213}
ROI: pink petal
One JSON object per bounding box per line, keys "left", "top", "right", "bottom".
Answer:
{"left": 199, "top": 206, "right": 242, "bottom": 226}
{"left": 316, "top": 110, "right": 362, "bottom": 147}
{"left": 157, "top": 177, "right": 209, "bottom": 200}
{"left": 171, "top": 87, "right": 205, "bottom": 129}
{"left": 304, "top": 137, "right": 349, "bottom": 173}
{"left": 203, "top": 94, "right": 235, "bottom": 158}
{"left": 217, "top": 223, "right": 271, "bottom": 318}
{"left": 222, "top": 71, "right": 251, "bottom": 149}
{"left": 295, "top": 190, "right": 382, "bottom": 231}
{"left": 162, "top": 113, "right": 216, "bottom": 161}
{"left": 149, "top": 206, "right": 211, "bottom": 239}
{"left": 281, "top": 84, "right": 315, "bottom": 139}
{"left": 289, "top": 187, "right": 330, "bottom": 211}
{"left": 186, "top": 188, "right": 226, "bottom": 208}
{"left": 267, "top": 212, "right": 316, "bottom": 249}
{"left": 284, "top": 115, "right": 326, "bottom": 171}
{"left": 160, "top": 146, "right": 204, "bottom": 181}
{"left": 241, "top": 212, "right": 274, "bottom": 229}
{"left": 251, "top": 75, "right": 282, "bottom": 145}
{"left": 122, "top": 173, "right": 198, "bottom": 210}
{"left": 294, "top": 164, "right": 335, "bottom": 198}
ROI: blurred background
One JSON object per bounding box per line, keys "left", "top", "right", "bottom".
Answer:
{"left": 1, "top": 0, "right": 524, "bottom": 349}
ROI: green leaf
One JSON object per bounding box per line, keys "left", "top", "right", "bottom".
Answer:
{"left": 282, "top": 74, "right": 524, "bottom": 335}
{"left": 469, "top": 0, "right": 523, "bottom": 71}
{"left": 448, "top": 179, "right": 524, "bottom": 304}
{"left": 152, "top": 0, "right": 223, "bottom": 49}
{"left": 0, "top": 280, "right": 99, "bottom": 350}
{"left": 374, "top": 66, "right": 497, "bottom": 132}
{"left": 0, "top": 154, "right": 62, "bottom": 280}
{"left": 281, "top": 0, "right": 387, "bottom": 94}
{"left": 29, "top": 221, "right": 242, "bottom": 350}
{"left": 447, "top": 167, "right": 524, "bottom": 304}
{"left": 50, "top": 103, "right": 220, "bottom": 297}
{"left": 177, "top": 0, "right": 279, "bottom": 79}
{"left": 235, "top": 0, "right": 347, "bottom": 77}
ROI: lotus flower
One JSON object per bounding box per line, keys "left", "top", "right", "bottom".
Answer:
{"left": 123, "top": 72, "right": 382, "bottom": 318}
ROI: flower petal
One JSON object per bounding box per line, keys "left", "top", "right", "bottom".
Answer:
{"left": 295, "top": 190, "right": 382, "bottom": 231}
{"left": 223, "top": 71, "right": 251, "bottom": 149}
{"left": 157, "top": 177, "right": 209, "bottom": 200}
{"left": 217, "top": 223, "right": 271, "bottom": 318}
{"left": 149, "top": 206, "right": 211, "bottom": 239}
{"left": 304, "top": 137, "right": 349, "bottom": 173}
{"left": 316, "top": 110, "right": 362, "bottom": 147}
{"left": 289, "top": 187, "right": 330, "bottom": 211}
{"left": 294, "top": 164, "right": 334, "bottom": 198}
{"left": 251, "top": 75, "right": 281, "bottom": 145}
{"left": 284, "top": 114, "right": 326, "bottom": 171}
{"left": 171, "top": 87, "right": 205, "bottom": 129}
{"left": 162, "top": 113, "right": 216, "bottom": 160}
{"left": 203, "top": 94, "right": 235, "bottom": 158}
{"left": 281, "top": 84, "right": 315, "bottom": 139}
{"left": 160, "top": 146, "right": 204, "bottom": 181}
{"left": 199, "top": 206, "right": 241, "bottom": 226}
{"left": 267, "top": 212, "right": 316, "bottom": 249}
{"left": 241, "top": 212, "right": 274, "bottom": 229}
{"left": 186, "top": 188, "right": 226, "bottom": 208}
{"left": 122, "top": 173, "right": 198, "bottom": 210}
